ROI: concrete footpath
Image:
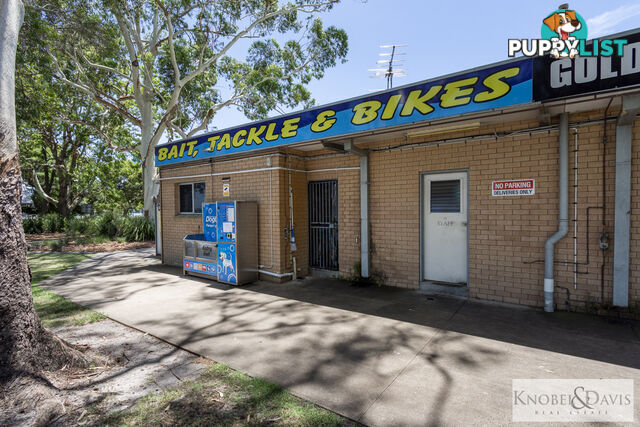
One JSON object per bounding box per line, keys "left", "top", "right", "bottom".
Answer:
{"left": 40, "top": 249, "right": 640, "bottom": 425}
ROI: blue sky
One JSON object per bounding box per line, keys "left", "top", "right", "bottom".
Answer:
{"left": 211, "top": 0, "right": 640, "bottom": 130}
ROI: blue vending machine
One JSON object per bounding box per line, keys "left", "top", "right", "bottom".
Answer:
{"left": 216, "top": 201, "right": 258, "bottom": 285}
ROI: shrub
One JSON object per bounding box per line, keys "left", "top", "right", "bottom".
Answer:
{"left": 41, "top": 213, "right": 65, "bottom": 233}
{"left": 65, "top": 216, "right": 91, "bottom": 236}
{"left": 118, "top": 216, "right": 155, "bottom": 242}
{"left": 23, "top": 216, "right": 43, "bottom": 234}
{"left": 48, "top": 238, "right": 68, "bottom": 251}
{"left": 90, "top": 211, "right": 119, "bottom": 239}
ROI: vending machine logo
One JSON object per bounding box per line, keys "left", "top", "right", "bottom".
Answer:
{"left": 508, "top": 4, "right": 627, "bottom": 58}
{"left": 203, "top": 203, "right": 218, "bottom": 241}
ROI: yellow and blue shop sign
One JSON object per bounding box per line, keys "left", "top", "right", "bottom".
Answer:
{"left": 155, "top": 59, "right": 532, "bottom": 166}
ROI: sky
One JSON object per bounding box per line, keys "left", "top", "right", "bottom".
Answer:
{"left": 210, "top": 0, "right": 640, "bottom": 131}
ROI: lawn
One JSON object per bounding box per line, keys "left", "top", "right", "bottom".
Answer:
{"left": 27, "top": 252, "right": 106, "bottom": 327}
{"left": 98, "top": 363, "right": 353, "bottom": 426}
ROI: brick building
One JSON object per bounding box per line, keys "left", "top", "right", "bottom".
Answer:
{"left": 155, "top": 29, "right": 640, "bottom": 316}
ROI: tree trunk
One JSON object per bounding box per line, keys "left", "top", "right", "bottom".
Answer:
{"left": 140, "top": 97, "right": 157, "bottom": 221}
{"left": 0, "top": 0, "right": 88, "bottom": 382}
{"left": 57, "top": 174, "right": 69, "bottom": 217}
{"left": 142, "top": 146, "right": 157, "bottom": 219}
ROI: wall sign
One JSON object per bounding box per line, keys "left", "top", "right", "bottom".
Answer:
{"left": 223, "top": 182, "right": 230, "bottom": 197}
{"left": 156, "top": 59, "right": 533, "bottom": 166}
{"left": 492, "top": 179, "right": 535, "bottom": 196}
{"left": 155, "top": 29, "right": 640, "bottom": 168}
{"left": 533, "top": 30, "right": 640, "bottom": 101}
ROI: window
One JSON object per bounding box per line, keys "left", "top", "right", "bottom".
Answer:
{"left": 430, "top": 180, "right": 460, "bottom": 213}
{"left": 178, "top": 182, "right": 205, "bottom": 214}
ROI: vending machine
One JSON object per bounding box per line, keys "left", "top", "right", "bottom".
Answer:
{"left": 183, "top": 200, "right": 257, "bottom": 285}
{"left": 216, "top": 201, "right": 258, "bottom": 285}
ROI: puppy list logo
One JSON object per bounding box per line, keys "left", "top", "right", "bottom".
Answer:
{"left": 508, "top": 3, "right": 628, "bottom": 58}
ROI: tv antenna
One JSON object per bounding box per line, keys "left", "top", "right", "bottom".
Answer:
{"left": 369, "top": 44, "right": 407, "bottom": 89}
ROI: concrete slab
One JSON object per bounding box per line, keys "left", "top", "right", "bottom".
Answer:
{"left": 40, "top": 249, "right": 640, "bottom": 425}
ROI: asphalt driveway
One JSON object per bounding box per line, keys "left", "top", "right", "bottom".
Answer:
{"left": 39, "top": 249, "right": 640, "bottom": 425}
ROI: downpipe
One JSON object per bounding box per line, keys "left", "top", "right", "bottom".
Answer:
{"left": 544, "top": 113, "right": 569, "bottom": 312}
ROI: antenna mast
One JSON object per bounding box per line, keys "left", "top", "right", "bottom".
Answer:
{"left": 369, "top": 44, "right": 407, "bottom": 90}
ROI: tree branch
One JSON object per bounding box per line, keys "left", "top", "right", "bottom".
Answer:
{"left": 155, "top": 0, "right": 181, "bottom": 85}
{"left": 58, "top": 117, "right": 138, "bottom": 153}
{"left": 113, "top": 11, "right": 144, "bottom": 109}
{"left": 69, "top": 175, "right": 97, "bottom": 212}
{"left": 27, "top": 167, "right": 59, "bottom": 206}
{"left": 185, "top": 108, "right": 214, "bottom": 137}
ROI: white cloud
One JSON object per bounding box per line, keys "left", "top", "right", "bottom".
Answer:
{"left": 587, "top": 4, "right": 640, "bottom": 37}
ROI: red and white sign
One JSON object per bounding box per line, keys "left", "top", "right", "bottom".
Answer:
{"left": 492, "top": 179, "right": 535, "bottom": 196}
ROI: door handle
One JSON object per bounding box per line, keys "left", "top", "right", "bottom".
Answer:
{"left": 462, "top": 221, "right": 468, "bottom": 226}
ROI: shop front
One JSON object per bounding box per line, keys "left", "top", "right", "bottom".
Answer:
{"left": 155, "top": 29, "right": 640, "bottom": 316}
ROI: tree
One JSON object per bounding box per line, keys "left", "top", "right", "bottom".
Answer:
{"left": 38, "top": 0, "right": 348, "bottom": 217}
{"left": 16, "top": 11, "right": 140, "bottom": 217}
{"left": 0, "top": 0, "right": 87, "bottom": 381}
{"left": 91, "top": 152, "right": 144, "bottom": 214}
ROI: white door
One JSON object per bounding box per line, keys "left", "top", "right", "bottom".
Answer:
{"left": 423, "top": 172, "right": 467, "bottom": 284}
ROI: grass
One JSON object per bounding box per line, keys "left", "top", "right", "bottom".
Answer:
{"left": 97, "top": 363, "right": 354, "bottom": 426}
{"left": 27, "top": 252, "right": 107, "bottom": 328}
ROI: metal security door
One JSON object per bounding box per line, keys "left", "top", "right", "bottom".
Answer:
{"left": 423, "top": 172, "right": 468, "bottom": 284}
{"left": 309, "top": 180, "right": 339, "bottom": 270}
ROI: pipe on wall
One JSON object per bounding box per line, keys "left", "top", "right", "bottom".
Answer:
{"left": 544, "top": 113, "right": 569, "bottom": 313}
{"left": 345, "top": 140, "right": 370, "bottom": 279}
{"left": 258, "top": 270, "right": 294, "bottom": 278}
{"left": 613, "top": 94, "right": 640, "bottom": 307}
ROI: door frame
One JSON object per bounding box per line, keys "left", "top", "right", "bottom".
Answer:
{"left": 308, "top": 179, "right": 339, "bottom": 273}
{"left": 419, "top": 169, "right": 469, "bottom": 288}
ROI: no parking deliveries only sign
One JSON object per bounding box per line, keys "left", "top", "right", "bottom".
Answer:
{"left": 492, "top": 179, "right": 535, "bottom": 196}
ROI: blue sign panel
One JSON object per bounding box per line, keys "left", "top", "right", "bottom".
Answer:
{"left": 217, "top": 242, "right": 237, "bottom": 284}
{"left": 184, "top": 259, "right": 217, "bottom": 277}
{"left": 202, "top": 203, "right": 217, "bottom": 242}
{"left": 217, "top": 202, "right": 236, "bottom": 243}
{"left": 156, "top": 59, "right": 533, "bottom": 166}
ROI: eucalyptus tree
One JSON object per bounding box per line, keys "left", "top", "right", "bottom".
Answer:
{"left": 40, "top": 0, "right": 348, "bottom": 217}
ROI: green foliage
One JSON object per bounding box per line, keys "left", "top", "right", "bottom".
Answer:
{"left": 17, "top": 3, "right": 141, "bottom": 216}
{"left": 24, "top": 212, "right": 155, "bottom": 244}
{"left": 118, "top": 216, "right": 155, "bottom": 242}
{"left": 41, "top": 213, "right": 65, "bottom": 233}
{"left": 48, "top": 238, "right": 68, "bottom": 251}
{"left": 65, "top": 216, "right": 92, "bottom": 236}
{"left": 92, "top": 158, "right": 144, "bottom": 214}
{"left": 90, "top": 211, "right": 119, "bottom": 239}
{"left": 22, "top": 216, "right": 44, "bottom": 234}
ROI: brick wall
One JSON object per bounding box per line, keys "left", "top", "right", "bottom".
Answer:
{"left": 159, "top": 155, "right": 289, "bottom": 277}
